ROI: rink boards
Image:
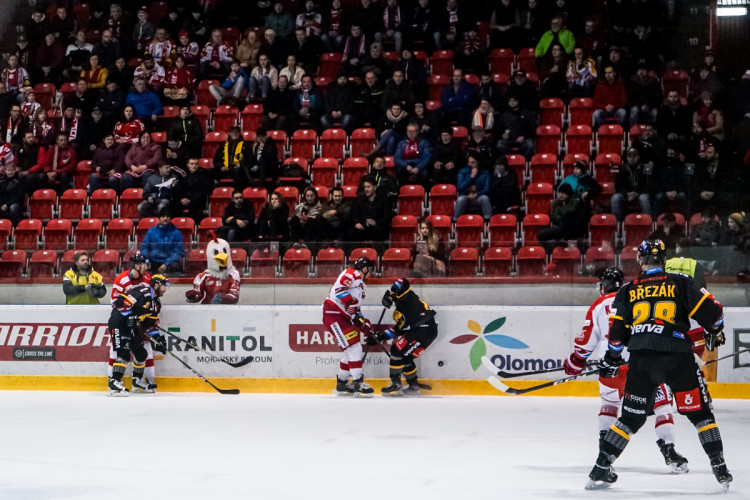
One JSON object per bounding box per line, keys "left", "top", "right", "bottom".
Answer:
{"left": 0, "top": 305, "right": 749, "bottom": 396}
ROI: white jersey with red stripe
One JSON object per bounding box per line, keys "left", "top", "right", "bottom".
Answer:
{"left": 324, "top": 268, "right": 366, "bottom": 319}
{"left": 110, "top": 270, "right": 152, "bottom": 305}
{"left": 189, "top": 268, "right": 241, "bottom": 304}
{"left": 574, "top": 292, "right": 630, "bottom": 363}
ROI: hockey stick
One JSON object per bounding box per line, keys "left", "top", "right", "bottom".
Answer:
{"left": 158, "top": 327, "right": 253, "bottom": 368}
{"left": 480, "top": 355, "right": 598, "bottom": 379}
{"left": 488, "top": 368, "right": 601, "bottom": 395}
{"left": 151, "top": 336, "right": 240, "bottom": 395}
{"left": 702, "top": 346, "right": 750, "bottom": 366}
{"left": 362, "top": 307, "right": 387, "bottom": 363}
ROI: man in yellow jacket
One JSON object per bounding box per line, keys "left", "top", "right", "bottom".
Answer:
{"left": 63, "top": 251, "right": 107, "bottom": 304}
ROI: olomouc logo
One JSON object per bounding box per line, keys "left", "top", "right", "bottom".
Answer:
{"left": 449, "top": 317, "right": 529, "bottom": 370}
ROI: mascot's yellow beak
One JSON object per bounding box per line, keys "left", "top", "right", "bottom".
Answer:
{"left": 214, "top": 252, "right": 229, "bottom": 268}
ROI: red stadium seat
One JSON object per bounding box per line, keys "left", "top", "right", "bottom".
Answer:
{"left": 522, "top": 213, "right": 550, "bottom": 245}
{"left": 505, "top": 154, "right": 527, "bottom": 189}
{"left": 186, "top": 248, "right": 207, "bottom": 276}
{"left": 429, "top": 184, "right": 457, "bottom": 217}
{"left": 569, "top": 97, "right": 595, "bottom": 126}
{"left": 341, "top": 156, "right": 370, "bottom": 186}
{"left": 267, "top": 130, "right": 288, "bottom": 161}
{"left": 390, "top": 215, "right": 418, "bottom": 247}
{"left": 119, "top": 189, "right": 143, "bottom": 219}
{"left": 72, "top": 3, "right": 91, "bottom": 30}
{"left": 28, "top": 249, "right": 57, "bottom": 277}
{"left": 250, "top": 247, "right": 278, "bottom": 278}
{"left": 455, "top": 214, "right": 484, "bottom": 249}
{"left": 425, "top": 99, "right": 441, "bottom": 111}
{"left": 451, "top": 125, "right": 469, "bottom": 152}
{"left": 0, "top": 219, "right": 12, "bottom": 249}
{"left": 172, "top": 217, "right": 196, "bottom": 248}
{"left": 539, "top": 98, "right": 565, "bottom": 126}
{"left": 488, "top": 48, "right": 514, "bottom": 76}
{"left": 549, "top": 246, "right": 580, "bottom": 277}
{"left": 15, "top": 219, "right": 43, "bottom": 251}
{"left": 319, "top": 128, "right": 347, "bottom": 161}
{"left": 151, "top": 131, "right": 167, "bottom": 145}
{"left": 92, "top": 249, "right": 120, "bottom": 276}
{"left": 516, "top": 245, "right": 546, "bottom": 277}
{"left": 241, "top": 104, "right": 263, "bottom": 132}
{"left": 525, "top": 182, "right": 554, "bottom": 215}
{"left": 662, "top": 69, "right": 690, "bottom": 98}
{"left": 430, "top": 50, "right": 454, "bottom": 76}
{"left": 535, "top": 125, "right": 561, "bottom": 155}
{"left": 623, "top": 213, "right": 653, "bottom": 247}
{"left": 350, "top": 247, "right": 378, "bottom": 268}
{"left": 283, "top": 247, "right": 312, "bottom": 277}
{"left": 136, "top": 218, "right": 159, "bottom": 245}
{"left": 29, "top": 189, "right": 58, "bottom": 221}
{"left": 276, "top": 185, "right": 299, "bottom": 206}
{"left": 565, "top": 124, "right": 593, "bottom": 156}
{"left": 516, "top": 47, "right": 536, "bottom": 74}
{"left": 230, "top": 248, "right": 248, "bottom": 275}
{"left": 33, "top": 82, "right": 56, "bottom": 109}
{"left": 74, "top": 218, "right": 103, "bottom": 251}
{"left": 44, "top": 219, "right": 73, "bottom": 251}
{"left": 313, "top": 185, "right": 329, "bottom": 200}
{"left": 484, "top": 247, "right": 513, "bottom": 277}
{"left": 281, "top": 157, "right": 310, "bottom": 187}
{"left": 593, "top": 153, "right": 621, "bottom": 183}
{"left": 316, "top": 247, "right": 346, "bottom": 277}
{"left": 488, "top": 214, "right": 518, "bottom": 247}
{"left": 594, "top": 181, "right": 614, "bottom": 211}
{"left": 210, "top": 186, "right": 234, "bottom": 217}
{"left": 155, "top": 105, "right": 180, "bottom": 131}
{"left": 290, "top": 129, "right": 318, "bottom": 161}
{"left": 318, "top": 52, "right": 343, "bottom": 79}
{"left": 213, "top": 105, "right": 240, "bottom": 132}
{"left": 561, "top": 153, "right": 589, "bottom": 178}
{"left": 628, "top": 124, "right": 646, "bottom": 147}
{"left": 397, "top": 185, "right": 426, "bottom": 217}
{"left": 190, "top": 105, "right": 211, "bottom": 130}
{"left": 529, "top": 153, "right": 558, "bottom": 184}
{"left": 381, "top": 248, "right": 411, "bottom": 277}
{"left": 589, "top": 213, "right": 617, "bottom": 247}
{"left": 349, "top": 128, "right": 377, "bottom": 158}
{"left": 198, "top": 158, "right": 213, "bottom": 171}
{"left": 203, "top": 132, "right": 227, "bottom": 160}
{"left": 314, "top": 76, "right": 333, "bottom": 92}
{"left": 620, "top": 245, "right": 642, "bottom": 279}
{"left": 597, "top": 124, "right": 625, "bottom": 155}
{"left": 105, "top": 218, "right": 134, "bottom": 251}
{"left": 196, "top": 80, "right": 219, "bottom": 107}
{"left": 90, "top": 189, "right": 117, "bottom": 220}
{"left": 312, "top": 158, "right": 339, "bottom": 188}
{"left": 584, "top": 246, "right": 616, "bottom": 274}
{"left": 74, "top": 160, "right": 92, "bottom": 190}
{"left": 59, "top": 189, "right": 88, "bottom": 220}
{"left": 425, "top": 214, "right": 452, "bottom": 243}
{"left": 243, "top": 187, "right": 267, "bottom": 217}
{"left": 198, "top": 217, "right": 223, "bottom": 245}
{"left": 427, "top": 74, "right": 450, "bottom": 101}
{"left": 341, "top": 185, "right": 358, "bottom": 200}
{"left": 0, "top": 250, "right": 27, "bottom": 278}
{"left": 450, "top": 247, "right": 479, "bottom": 277}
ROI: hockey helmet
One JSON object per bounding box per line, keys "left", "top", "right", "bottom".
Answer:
{"left": 637, "top": 239, "right": 667, "bottom": 266}
{"left": 391, "top": 277, "right": 411, "bottom": 296}
{"left": 150, "top": 274, "right": 170, "bottom": 288}
{"left": 130, "top": 252, "right": 147, "bottom": 264}
{"left": 598, "top": 267, "right": 624, "bottom": 294}
{"left": 353, "top": 257, "right": 374, "bottom": 272}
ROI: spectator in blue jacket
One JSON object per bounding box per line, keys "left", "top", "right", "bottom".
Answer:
{"left": 125, "top": 78, "right": 163, "bottom": 129}
{"left": 440, "top": 68, "right": 477, "bottom": 128}
{"left": 140, "top": 208, "right": 184, "bottom": 276}
{"left": 209, "top": 58, "right": 248, "bottom": 106}
{"left": 454, "top": 153, "right": 492, "bottom": 222}
{"left": 393, "top": 122, "right": 432, "bottom": 186}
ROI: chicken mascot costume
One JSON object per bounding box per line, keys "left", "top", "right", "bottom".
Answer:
{"left": 185, "top": 231, "right": 241, "bottom": 304}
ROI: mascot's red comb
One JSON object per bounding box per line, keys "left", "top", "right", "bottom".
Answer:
{"left": 209, "top": 229, "right": 219, "bottom": 242}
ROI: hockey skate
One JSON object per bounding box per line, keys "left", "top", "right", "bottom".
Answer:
{"left": 108, "top": 378, "right": 129, "bottom": 397}
{"left": 585, "top": 452, "right": 617, "bottom": 490}
{"left": 332, "top": 377, "right": 354, "bottom": 396}
{"left": 403, "top": 384, "right": 422, "bottom": 396}
{"left": 657, "top": 439, "right": 689, "bottom": 473}
{"left": 351, "top": 377, "right": 374, "bottom": 398}
{"left": 132, "top": 377, "right": 157, "bottom": 394}
{"left": 710, "top": 455, "right": 733, "bottom": 492}
{"left": 381, "top": 382, "right": 404, "bottom": 397}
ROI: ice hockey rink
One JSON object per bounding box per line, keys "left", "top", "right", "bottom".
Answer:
{"left": 0, "top": 391, "right": 747, "bottom": 500}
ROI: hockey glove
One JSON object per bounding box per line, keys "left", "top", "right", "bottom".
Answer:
{"left": 704, "top": 328, "right": 726, "bottom": 352}
{"left": 151, "top": 334, "right": 167, "bottom": 354}
{"left": 185, "top": 289, "right": 201, "bottom": 303}
{"left": 126, "top": 315, "right": 139, "bottom": 330}
{"left": 598, "top": 350, "right": 623, "bottom": 378}
{"left": 354, "top": 313, "right": 373, "bottom": 336}
{"left": 381, "top": 290, "right": 394, "bottom": 309}
{"left": 563, "top": 352, "right": 587, "bottom": 376}
{"left": 365, "top": 335, "right": 379, "bottom": 346}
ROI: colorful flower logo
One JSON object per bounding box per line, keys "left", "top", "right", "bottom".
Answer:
{"left": 449, "top": 317, "right": 530, "bottom": 370}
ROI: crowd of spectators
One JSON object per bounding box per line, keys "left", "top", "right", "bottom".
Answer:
{"left": 1, "top": 0, "right": 750, "bottom": 278}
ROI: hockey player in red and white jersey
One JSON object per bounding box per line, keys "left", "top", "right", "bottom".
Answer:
{"left": 185, "top": 232, "right": 240, "bottom": 304}
{"left": 322, "top": 257, "right": 376, "bottom": 397}
{"left": 108, "top": 252, "right": 161, "bottom": 393}
{"left": 564, "top": 267, "right": 689, "bottom": 473}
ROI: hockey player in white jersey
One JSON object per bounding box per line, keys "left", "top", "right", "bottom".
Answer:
{"left": 322, "top": 257, "right": 375, "bottom": 397}
{"left": 564, "top": 267, "right": 689, "bottom": 473}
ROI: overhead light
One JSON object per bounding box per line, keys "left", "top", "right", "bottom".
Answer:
{"left": 717, "top": 6, "right": 748, "bottom": 16}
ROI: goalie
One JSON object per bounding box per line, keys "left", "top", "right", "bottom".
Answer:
{"left": 186, "top": 231, "right": 241, "bottom": 304}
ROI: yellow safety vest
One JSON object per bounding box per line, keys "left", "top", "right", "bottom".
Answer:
{"left": 665, "top": 257, "right": 697, "bottom": 278}
{"left": 63, "top": 269, "right": 104, "bottom": 304}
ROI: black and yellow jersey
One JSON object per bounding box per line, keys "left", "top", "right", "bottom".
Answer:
{"left": 609, "top": 267, "right": 722, "bottom": 353}
{"left": 392, "top": 287, "right": 437, "bottom": 332}
{"left": 111, "top": 283, "right": 161, "bottom": 327}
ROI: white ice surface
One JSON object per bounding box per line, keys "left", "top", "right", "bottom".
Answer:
{"left": 0, "top": 391, "right": 747, "bottom": 500}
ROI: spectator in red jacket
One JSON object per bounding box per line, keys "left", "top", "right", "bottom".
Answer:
{"left": 593, "top": 65, "right": 628, "bottom": 128}
{"left": 27, "top": 131, "right": 77, "bottom": 193}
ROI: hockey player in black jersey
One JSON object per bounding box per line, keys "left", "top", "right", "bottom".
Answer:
{"left": 107, "top": 274, "right": 170, "bottom": 396}
{"left": 586, "top": 240, "right": 732, "bottom": 491}
{"left": 371, "top": 278, "right": 438, "bottom": 396}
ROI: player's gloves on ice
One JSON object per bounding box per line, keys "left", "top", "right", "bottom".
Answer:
{"left": 381, "top": 290, "right": 394, "bottom": 309}
{"left": 563, "top": 352, "right": 587, "bottom": 376}
{"left": 598, "top": 350, "right": 623, "bottom": 378}
{"left": 151, "top": 334, "right": 167, "bottom": 354}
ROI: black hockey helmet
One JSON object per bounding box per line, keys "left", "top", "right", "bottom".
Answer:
{"left": 130, "top": 252, "right": 147, "bottom": 264}
{"left": 637, "top": 239, "right": 667, "bottom": 266}
{"left": 391, "top": 277, "right": 411, "bottom": 295}
{"left": 598, "top": 267, "right": 624, "bottom": 294}
{"left": 150, "top": 274, "right": 170, "bottom": 288}
{"left": 353, "top": 257, "right": 374, "bottom": 272}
